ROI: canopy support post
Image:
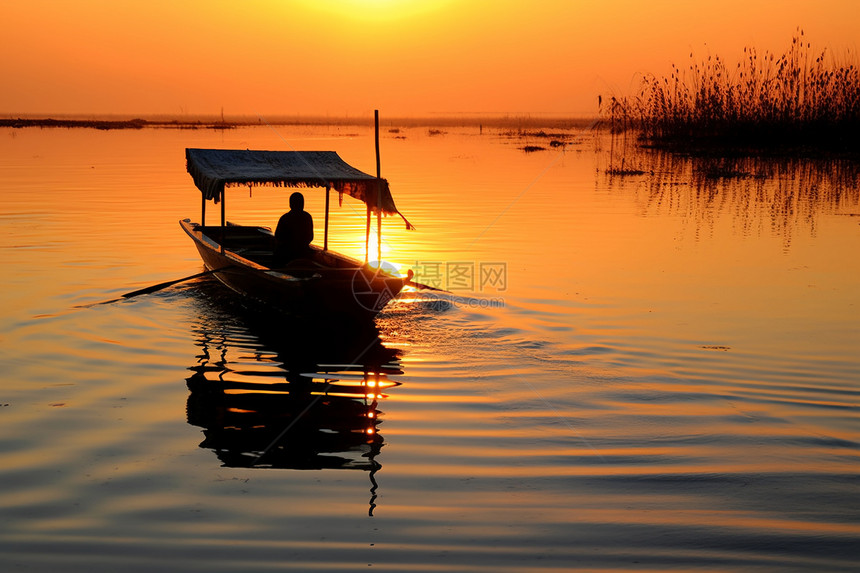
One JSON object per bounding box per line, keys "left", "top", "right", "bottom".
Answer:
{"left": 220, "top": 190, "right": 226, "bottom": 253}
{"left": 324, "top": 183, "right": 330, "bottom": 251}
{"left": 374, "top": 110, "right": 382, "bottom": 263}
{"left": 365, "top": 206, "right": 371, "bottom": 263}
{"left": 201, "top": 194, "right": 206, "bottom": 226}
{"left": 377, "top": 194, "right": 382, "bottom": 263}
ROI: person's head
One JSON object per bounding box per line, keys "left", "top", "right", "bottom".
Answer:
{"left": 289, "top": 192, "right": 304, "bottom": 211}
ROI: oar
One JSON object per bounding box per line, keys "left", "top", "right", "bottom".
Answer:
{"left": 405, "top": 280, "right": 450, "bottom": 294}
{"left": 76, "top": 266, "right": 230, "bottom": 308}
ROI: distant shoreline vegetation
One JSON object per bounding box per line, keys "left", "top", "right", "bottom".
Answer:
{"left": 0, "top": 117, "right": 236, "bottom": 131}
{"left": 0, "top": 114, "right": 596, "bottom": 132}
{"left": 603, "top": 30, "right": 860, "bottom": 157}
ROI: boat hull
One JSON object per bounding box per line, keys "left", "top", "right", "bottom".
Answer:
{"left": 180, "top": 219, "right": 405, "bottom": 321}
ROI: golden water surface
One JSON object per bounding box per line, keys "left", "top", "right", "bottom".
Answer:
{"left": 1, "top": 124, "right": 858, "bottom": 572}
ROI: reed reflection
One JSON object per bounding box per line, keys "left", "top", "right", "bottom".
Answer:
{"left": 603, "top": 139, "right": 860, "bottom": 248}
{"left": 184, "top": 280, "right": 402, "bottom": 513}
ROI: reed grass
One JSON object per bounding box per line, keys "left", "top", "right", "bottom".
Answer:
{"left": 605, "top": 30, "right": 860, "bottom": 155}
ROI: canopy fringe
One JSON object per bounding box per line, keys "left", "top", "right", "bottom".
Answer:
{"left": 186, "top": 148, "right": 413, "bottom": 229}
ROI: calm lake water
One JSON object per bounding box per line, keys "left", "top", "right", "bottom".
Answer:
{"left": 1, "top": 123, "right": 858, "bottom": 572}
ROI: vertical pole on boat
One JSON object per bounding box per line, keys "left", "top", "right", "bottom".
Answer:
{"left": 365, "top": 206, "right": 371, "bottom": 263}
{"left": 220, "top": 188, "right": 226, "bottom": 253}
{"left": 220, "top": 189, "right": 226, "bottom": 227}
{"left": 375, "top": 110, "right": 381, "bottom": 178}
{"left": 201, "top": 193, "right": 206, "bottom": 226}
{"left": 377, "top": 190, "right": 382, "bottom": 263}
{"left": 324, "top": 183, "right": 330, "bottom": 251}
{"left": 374, "top": 110, "right": 382, "bottom": 263}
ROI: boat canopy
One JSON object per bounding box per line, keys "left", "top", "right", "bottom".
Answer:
{"left": 186, "top": 148, "right": 410, "bottom": 227}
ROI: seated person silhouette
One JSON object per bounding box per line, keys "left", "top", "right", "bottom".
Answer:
{"left": 274, "top": 192, "right": 314, "bottom": 266}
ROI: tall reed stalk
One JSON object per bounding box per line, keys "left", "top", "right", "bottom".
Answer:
{"left": 605, "top": 30, "right": 860, "bottom": 154}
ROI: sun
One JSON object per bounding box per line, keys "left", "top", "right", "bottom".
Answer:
{"left": 301, "top": 0, "right": 453, "bottom": 23}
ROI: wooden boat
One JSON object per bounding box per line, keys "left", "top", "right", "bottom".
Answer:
{"left": 181, "top": 147, "right": 413, "bottom": 320}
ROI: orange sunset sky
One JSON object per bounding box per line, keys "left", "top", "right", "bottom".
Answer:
{"left": 2, "top": 0, "right": 858, "bottom": 118}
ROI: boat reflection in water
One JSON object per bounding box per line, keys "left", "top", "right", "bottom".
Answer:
{"left": 184, "top": 279, "right": 403, "bottom": 513}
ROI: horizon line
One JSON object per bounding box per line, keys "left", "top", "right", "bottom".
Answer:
{"left": 0, "top": 112, "right": 601, "bottom": 130}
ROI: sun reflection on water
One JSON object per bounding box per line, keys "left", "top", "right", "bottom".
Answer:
{"left": 183, "top": 279, "right": 405, "bottom": 516}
